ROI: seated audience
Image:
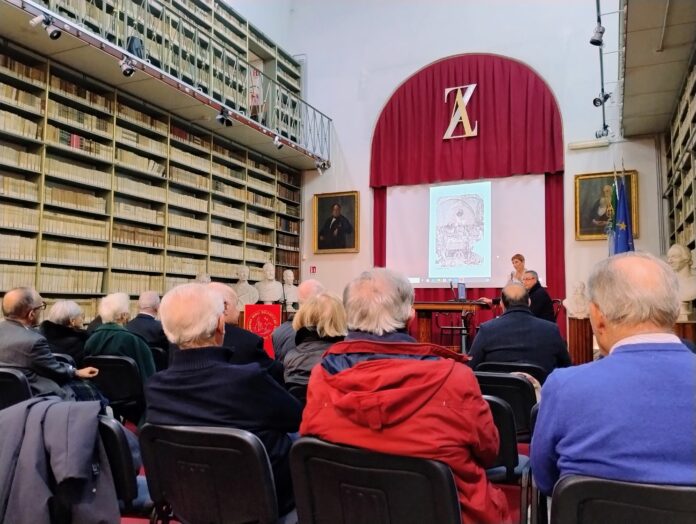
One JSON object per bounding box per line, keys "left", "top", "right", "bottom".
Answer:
{"left": 284, "top": 292, "right": 346, "bottom": 386}
{"left": 301, "top": 269, "right": 509, "bottom": 523}
{"left": 0, "top": 287, "right": 98, "bottom": 399}
{"left": 531, "top": 252, "right": 696, "bottom": 496}
{"left": 126, "top": 290, "right": 169, "bottom": 350}
{"left": 40, "top": 300, "right": 89, "bottom": 366}
{"left": 145, "top": 283, "right": 302, "bottom": 517}
{"left": 522, "top": 270, "right": 555, "bottom": 323}
{"left": 467, "top": 283, "right": 571, "bottom": 373}
{"left": 272, "top": 279, "right": 325, "bottom": 363}
{"left": 207, "top": 282, "right": 284, "bottom": 384}
{"left": 85, "top": 292, "right": 155, "bottom": 383}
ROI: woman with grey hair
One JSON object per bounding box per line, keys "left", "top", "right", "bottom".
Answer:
{"left": 39, "top": 300, "right": 89, "bottom": 365}
{"left": 85, "top": 292, "right": 155, "bottom": 383}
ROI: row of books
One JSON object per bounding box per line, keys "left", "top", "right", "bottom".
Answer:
{"left": 116, "top": 148, "right": 166, "bottom": 176}
{"left": 170, "top": 145, "right": 211, "bottom": 173}
{"left": 0, "top": 82, "right": 43, "bottom": 112}
{"left": 246, "top": 246, "right": 272, "bottom": 263}
{"left": 116, "top": 102, "right": 168, "bottom": 134}
{"left": 212, "top": 160, "right": 245, "bottom": 182}
{"left": 114, "top": 199, "right": 165, "bottom": 225}
{"left": 275, "top": 251, "right": 300, "bottom": 266}
{"left": 246, "top": 228, "right": 273, "bottom": 245}
{"left": 45, "top": 184, "right": 106, "bottom": 214}
{"left": 42, "top": 210, "right": 109, "bottom": 241}
{"left": 0, "top": 109, "right": 40, "bottom": 139}
{"left": 209, "top": 259, "right": 242, "bottom": 278}
{"left": 275, "top": 199, "right": 300, "bottom": 216}
{"left": 210, "top": 241, "right": 243, "bottom": 259}
{"left": 212, "top": 143, "right": 245, "bottom": 164}
{"left": 168, "top": 213, "right": 208, "bottom": 234}
{"left": 0, "top": 52, "right": 45, "bottom": 83}
{"left": 0, "top": 233, "right": 36, "bottom": 260}
{"left": 46, "top": 125, "right": 112, "bottom": 161}
{"left": 0, "top": 203, "right": 39, "bottom": 231}
{"left": 115, "top": 175, "right": 167, "bottom": 202}
{"left": 171, "top": 125, "right": 211, "bottom": 150}
{"left": 247, "top": 190, "right": 274, "bottom": 208}
{"left": 39, "top": 267, "right": 104, "bottom": 294}
{"left": 112, "top": 247, "right": 164, "bottom": 273}
{"left": 277, "top": 184, "right": 300, "bottom": 202}
{"left": 113, "top": 223, "right": 165, "bottom": 248}
{"left": 210, "top": 220, "right": 244, "bottom": 240}
{"left": 167, "top": 254, "right": 207, "bottom": 275}
{"left": 168, "top": 232, "right": 207, "bottom": 252}
{"left": 276, "top": 235, "right": 300, "bottom": 250}
{"left": 0, "top": 263, "right": 36, "bottom": 290}
{"left": 116, "top": 126, "right": 167, "bottom": 156}
{"left": 170, "top": 165, "right": 210, "bottom": 190}
{"left": 49, "top": 74, "right": 111, "bottom": 112}
{"left": 0, "top": 172, "right": 39, "bottom": 201}
{"left": 211, "top": 201, "right": 244, "bottom": 221}
{"left": 110, "top": 272, "right": 165, "bottom": 295}
{"left": 277, "top": 216, "right": 300, "bottom": 234}
{"left": 46, "top": 156, "right": 111, "bottom": 189}
{"left": 169, "top": 190, "right": 209, "bottom": 213}
{"left": 41, "top": 239, "right": 107, "bottom": 266}
{"left": 212, "top": 179, "right": 246, "bottom": 200}
{"left": 48, "top": 100, "right": 111, "bottom": 135}
{"left": 247, "top": 211, "right": 275, "bottom": 229}
{"left": 247, "top": 177, "right": 275, "bottom": 195}
{"left": 0, "top": 142, "right": 41, "bottom": 172}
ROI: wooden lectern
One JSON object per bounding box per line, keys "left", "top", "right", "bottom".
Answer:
{"left": 413, "top": 301, "right": 490, "bottom": 347}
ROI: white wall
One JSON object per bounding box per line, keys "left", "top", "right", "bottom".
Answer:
{"left": 231, "top": 0, "right": 663, "bottom": 298}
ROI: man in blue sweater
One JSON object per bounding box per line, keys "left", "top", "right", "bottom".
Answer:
{"left": 145, "top": 283, "right": 302, "bottom": 516}
{"left": 531, "top": 252, "right": 696, "bottom": 496}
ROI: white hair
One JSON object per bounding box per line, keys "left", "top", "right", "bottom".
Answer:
{"left": 47, "top": 300, "right": 83, "bottom": 326}
{"left": 160, "top": 283, "right": 224, "bottom": 347}
{"left": 297, "top": 279, "right": 325, "bottom": 304}
{"left": 138, "top": 290, "right": 160, "bottom": 311}
{"left": 98, "top": 292, "right": 131, "bottom": 323}
{"left": 343, "top": 268, "right": 414, "bottom": 336}
{"left": 588, "top": 251, "right": 680, "bottom": 328}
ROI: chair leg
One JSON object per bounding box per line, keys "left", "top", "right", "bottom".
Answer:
{"left": 519, "top": 469, "right": 530, "bottom": 524}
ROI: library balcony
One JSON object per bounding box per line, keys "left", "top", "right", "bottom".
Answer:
{"left": 1, "top": 0, "right": 332, "bottom": 170}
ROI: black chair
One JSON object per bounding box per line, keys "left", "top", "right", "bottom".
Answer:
{"left": 139, "top": 424, "right": 278, "bottom": 524}
{"left": 476, "top": 361, "right": 549, "bottom": 385}
{"left": 551, "top": 475, "right": 696, "bottom": 524}
{"left": 98, "top": 416, "right": 152, "bottom": 515}
{"left": 149, "top": 347, "right": 168, "bottom": 372}
{"left": 286, "top": 382, "right": 307, "bottom": 406}
{"left": 475, "top": 371, "right": 537, "bottom": 443}
{"left": 290, "top": 436, "right": 462, "bottom": 524}
{"left": 0, "top": 368, "right": 32, "bottom": 410}
{"left": 83, "top": 355, "right": 144, "bottom": 423}
{"left": 53, "top": 353, "right": 76, "bottom": 367}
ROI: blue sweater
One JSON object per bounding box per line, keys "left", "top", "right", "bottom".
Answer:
{"left": 531, "top": 342, "right": 696, "bottom": 495}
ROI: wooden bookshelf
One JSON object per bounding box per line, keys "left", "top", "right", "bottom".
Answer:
{"left": 0, "top": 42, "right": 303, "bottom": 298}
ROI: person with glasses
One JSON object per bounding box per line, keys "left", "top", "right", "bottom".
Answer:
{"left": 522, "top": 270, "right": 556, "bottom": 323}
{"left": 0, "top": 287, "right": 98, "bottom": 399}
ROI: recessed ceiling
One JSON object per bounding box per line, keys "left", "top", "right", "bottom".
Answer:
{"left": 621, "top": 0, "right": 696, "bottom": 137}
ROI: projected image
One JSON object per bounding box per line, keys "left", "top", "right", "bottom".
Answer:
{"left": 434, "top": 196, "right": 484, "bottom": 266}
{"left": 429, "top": 182, "right": 491, "bottom": 280}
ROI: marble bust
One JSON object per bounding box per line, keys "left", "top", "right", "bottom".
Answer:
{"left": 254, "top": 262, "right": 283, "bottom": 304}
{"left": 667, "top": 244, "right": 696, "bottom": 321}
{"left": 282, "top": 269, "right": 299, "bottom": 312}
{"left": 232, "top": 266, "right": 259, "bottom": 306}
{"left": 563, "top": 281, "right": 590, "bottom": 319}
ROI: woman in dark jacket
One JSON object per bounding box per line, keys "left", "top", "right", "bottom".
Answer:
{"left": 40, "top": 300, "right": 89, "bottom": 366}
{"left": 283, "top": 292, "right": 347, "bottom": 386}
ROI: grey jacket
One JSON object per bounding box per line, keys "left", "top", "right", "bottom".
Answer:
{"left": 0, "top": 397, "right": 120, "bottom": 523}
{"left": 0, "top": 319, "right": 74, "bottom": 398}
{"left": 283, "top": 328, "right": 343, "bottom": 386}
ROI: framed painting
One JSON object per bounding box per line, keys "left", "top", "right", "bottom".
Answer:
{"left": 575, "top": 170, "right": 639, "bottom": 240}
{"left": 313, "top": 191, "right": 359, "bottom": 253}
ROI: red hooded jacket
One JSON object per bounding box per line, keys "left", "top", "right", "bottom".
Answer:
{"left": 300, "top": 337, "right": 510, "bottom": 524}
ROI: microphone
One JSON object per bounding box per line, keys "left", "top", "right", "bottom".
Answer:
{"left": 450, "top": 280, "right": 458, "bottom": 301}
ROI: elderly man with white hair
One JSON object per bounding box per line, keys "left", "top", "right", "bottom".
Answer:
{"left": 531, "top": 252, "right": 696, "bottom": 496}
{"left": 85, "top": 292, "right": 155, "bottom": 383}
{"left": 300, "top": 269, "right": 510, "bottom": 524}
{"left": 145, "top": 283, "right": 302, "bottom": 518}
{"left": 126, "top": 290, "right": 169, "bottom": 350}
{"left": 271, "top": 278, "right": 325, "bottom": 363}
{"left": 40, "top": 300, "right": 89, "bottom": 365}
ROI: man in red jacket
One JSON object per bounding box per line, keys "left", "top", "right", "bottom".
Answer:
{"left": 300, "top": 268, "right": 510, "bottom": 524}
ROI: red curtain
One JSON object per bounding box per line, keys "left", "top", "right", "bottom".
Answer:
{"left": 370, "top": 54, "right": 566, "bottom": 336}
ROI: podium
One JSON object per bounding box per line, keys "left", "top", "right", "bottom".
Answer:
{"left": 413, "top": 301, "right": 490, "bottom": 348}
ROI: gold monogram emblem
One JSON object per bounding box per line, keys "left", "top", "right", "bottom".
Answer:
{"left": 443, "top": 84, "right": 478, "bottom": 139}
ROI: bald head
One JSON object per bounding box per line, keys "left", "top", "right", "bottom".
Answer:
{"left": 208, "top": 282, "right": 239, "bottom": 324}
{"left": 2, "top": 287, "right": 42, "bottom": 325}
{"left": 297, "top": 279, "right": 325, "bottom": 304}
{"left": 160, "top": 283, "right": 224, "bottom": 348}
{"left": 588, "top": 251, "right": 679, "bottom": 329}
{"left": 501, "top": 283, "right": 530, "bottom": 310}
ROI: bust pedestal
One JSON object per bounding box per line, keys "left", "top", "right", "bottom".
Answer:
{"left": 568, "top": 317, "right": 593, "bottom": 365}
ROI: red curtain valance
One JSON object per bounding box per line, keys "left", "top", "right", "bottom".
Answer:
{"left": 370, "top": 53, "right": 563, "bottom": 188}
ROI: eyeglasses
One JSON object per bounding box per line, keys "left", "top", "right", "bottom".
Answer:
{"left": 31, "top": 301, "right": 47, "bottom": 312}
{"left": 522, "top": 277, "right": 536, "bottom": 281}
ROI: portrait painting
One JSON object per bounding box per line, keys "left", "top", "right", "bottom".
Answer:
{"left": 313, "top": 191, "right": 359, "bottom": 253}
{"left": 575, "top": 170, "right": 639, "bottom": 241}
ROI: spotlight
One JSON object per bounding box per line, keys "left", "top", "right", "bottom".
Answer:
{"left": 273, "top": 135, "right": 283, "bottom": 150}
{"left": 29, "top": 14, "right": 61, "bottom": 40}
{"left": 215, "top": 108, "right": 232, "bottom": 127}
{"left": 592, "top": 93, "right": 611, "bottom": 107}
{"left": 595, "top": 125, "right": 610, "bottom": 139}
{"left": 119, "top": 58, "right": 135, "bottom": 77}
{"left": 315, "top": 160, "right": 330, "bottom": 170}
{"left": 589, "top": 24, "right": 605, "bottom": 46}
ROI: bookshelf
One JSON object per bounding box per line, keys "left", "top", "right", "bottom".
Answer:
{"left": 665, "top": 61, "right": 696, "bottom": 251}
{"left": 0, "top": 42, "right": 303, "bottom": 299}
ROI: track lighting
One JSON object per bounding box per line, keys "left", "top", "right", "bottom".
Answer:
{"left": 592, "top": 93, "right": 611, "bottom": 107}
{"left": 315, "top": 160, "right": 330, "bottom": 170}
{"left": 273, "top": 135, "right": 283, "bottom": 150}
{"left": 29, "top": 14, "right": 61, "bottom": 40}
{"left": 595, "top": 125, "right": 610, "bottom": 139}
{"left": 215, "top": 108, "right": 232, "bottom": 127}
{"left": 119, "top": 58, "right": 135, "bottom": 77}
{"left": 589, "top": 24, "right": 604, "bottom": 46}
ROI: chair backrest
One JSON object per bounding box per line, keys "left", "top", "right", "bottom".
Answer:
{"left": 474, "top": 371, "right": 537, "bottom": 442}
{"left": 552, "top": 299, "right": 563, "bottom": 320}
{"left": 0, "top": 368, "right": 32, "bottom": 410}
{"left": 83, "top": 355, "right": 143, "bottom": 403}
{"left": 286, "top": 383, "right": 307, "bottom": 406}
{"left": 483, "top": 395, "right": 519, "bottom": 480}
{"left": 98, "top": 415, "right": 138, "bottom": 508}
{"left": 149, "top": 347, "right": 168, "bottom": 372}
{"left": 139, "top": 424, "right": 278, "bottom": 524}
{"left": 290, "top": 436, "right": 462, "bottom": 524}
{"left": 476, "top": 361, "right": 549, "bottom": 385}
{"left": 551, "top": 475, "right": 696, "bottom": 524}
